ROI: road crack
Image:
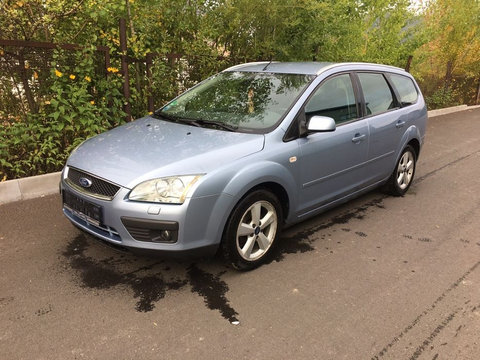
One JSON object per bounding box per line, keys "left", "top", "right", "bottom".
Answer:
{"left": 371, "top": 260, "right": 480, "bottom": 359}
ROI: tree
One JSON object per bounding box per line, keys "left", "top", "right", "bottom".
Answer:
{"left": 414, "top": 0, "right": 480, "bottom": 106}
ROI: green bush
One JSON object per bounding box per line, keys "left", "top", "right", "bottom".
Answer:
{"left": 0, "top": 47, "right": 126, "bottom": 181}
{"left": 425, "top": 88, "right": 460, "bottom": 110}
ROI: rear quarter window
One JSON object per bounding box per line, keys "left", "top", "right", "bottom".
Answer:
{"left": 388, "top": 74, "right": 418, "bottom": 106}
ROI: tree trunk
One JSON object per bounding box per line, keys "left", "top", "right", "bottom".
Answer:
{"left": 405, "top": 55, "right": 413, "bottom": 73}
{"left": 444, "top": 60, "right": 453, "bottom": 92}
{"left": 17, "top": 51, "right": 37, "bottom": 114}
{"left": 119, "top": 18, "right": 131, "bottom": 121}
{"left": 126, "top": 0, "right": 142, "bottom": 98}
{"left": 476, "top": 78, "right": 480, "bottom": 105}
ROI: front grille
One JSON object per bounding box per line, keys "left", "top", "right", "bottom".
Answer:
{"left": 66, "top": 167, "right": 120, "bottom": 200}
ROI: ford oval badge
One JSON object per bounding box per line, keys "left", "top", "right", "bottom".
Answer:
{"left": 79, "top": 177, "right": 93, "bottom": 188}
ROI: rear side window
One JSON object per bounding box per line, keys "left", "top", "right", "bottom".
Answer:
{"left": 358, "top": 73, "right": 395, "bottom": 116}
{"left": 305, "top": 74, "right": 358, "bottom": 125}
{"left": 389, "top": 74, "right": 418, "bottom": 106}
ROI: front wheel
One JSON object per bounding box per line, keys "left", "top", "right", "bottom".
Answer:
{"left": 222, "top": 190, "right": 283, "bottom": 271}
{"left": 385, "top": 145, "right": 417, "bottom": 196}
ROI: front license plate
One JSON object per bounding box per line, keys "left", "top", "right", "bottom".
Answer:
{"left": 63, "top": 190, "right": 103, "bottom": 226}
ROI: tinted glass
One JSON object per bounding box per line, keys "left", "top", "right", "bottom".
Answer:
{"left": 305, "top": 74, "right": 358, "bottom": 124}
{"left": 158, "top": 71, "right": 313, "bottom": 132}
{"left": 358, "top": 73, "right": 395, "bottom": 115}
{"left": 389, "top": 74, "right": 418, "bottom": 105}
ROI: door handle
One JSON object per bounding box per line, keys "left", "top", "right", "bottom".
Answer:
{"left": 396, "top": 120, "right": 406, "bottom": 128}
{"left": 351, "top": 133, "right": 366, "bottom": 143}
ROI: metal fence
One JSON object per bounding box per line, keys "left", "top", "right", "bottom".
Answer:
{"left": 0, "top": 18, "right": 234, "bottom": 124}
{"left": 0, "top": 39, "right": 110, "bottom": 121}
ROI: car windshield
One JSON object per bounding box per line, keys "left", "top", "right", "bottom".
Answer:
{"left": 156, "top": 71, "right": 314, "bottom": 132}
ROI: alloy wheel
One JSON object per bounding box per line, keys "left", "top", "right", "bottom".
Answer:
{"left": 396, "top": 150, "right": 415, "bottom": 190}
{"left": 236, "top": 200, "right": 278, "bottom": 261}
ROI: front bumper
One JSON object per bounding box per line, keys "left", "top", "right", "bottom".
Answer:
{"left": 60, "top": 173, "right": 228, "bottom": 257}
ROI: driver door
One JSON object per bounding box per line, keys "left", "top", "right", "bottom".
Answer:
{"left": 296, "top": 73, "right": 369, "bottom": 216}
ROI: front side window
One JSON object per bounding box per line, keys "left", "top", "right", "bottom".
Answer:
{"left": 304, "top": 74, "right": 358, "bottom": 124}
{"left": 357, "top": 73, "right": 395, "bottom": 116}
{"left": 157, "top": 71, "right": 314, "bottom": 132}
{"left": 388, "top": 73, "right": 418, "bottom": 106}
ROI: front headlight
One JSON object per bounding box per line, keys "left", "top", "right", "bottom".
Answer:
{"left": 128, "top": 175, "right": 203, "bottom": 204}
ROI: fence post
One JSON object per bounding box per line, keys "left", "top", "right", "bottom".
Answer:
{"left": 146, "top": 53, "right": 154, "bottom": 113}
{"left": 119, "top": 18, "right": 131, "bottom": 121}
{"left": 405, "top": 55, "right": 413, "bottom": 73}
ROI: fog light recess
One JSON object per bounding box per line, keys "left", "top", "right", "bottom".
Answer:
{"left": 121, "top": 217, "right": 179, "bottom": 243}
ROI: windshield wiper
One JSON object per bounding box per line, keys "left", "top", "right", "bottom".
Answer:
{"left": 153, "top": 112, "right": 237, "bottom": 132}
{"left": 194, "top": 119, "right": 238, "bottom": 132}
{"left": 152, "top": 111, "right": 201, "bottom": 127}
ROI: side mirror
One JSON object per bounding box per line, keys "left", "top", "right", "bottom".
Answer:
{"left": 307, "top": 116, "right": 336, "bottom": 133}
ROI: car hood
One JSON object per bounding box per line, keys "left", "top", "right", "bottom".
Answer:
{"left": 67, "top": 116, "right": 265, "bottom": 189}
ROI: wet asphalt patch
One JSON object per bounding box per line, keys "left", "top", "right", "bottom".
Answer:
{"left": 62, "top": 196, "right": 387, "bottom": 323}
{"left": 62, "top": 233, "right": 239, "bottom": 320}
{"left": 187, "top": 264, "right": 239, "bottom": 323}
{"left": 62, "top": 234, "right": 187, "bottom": 312}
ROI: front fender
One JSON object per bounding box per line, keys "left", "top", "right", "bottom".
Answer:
{"left": 223, "top": 161, "right": 298, "bottom": 213}
{"left": 203, "top": 160, "right": 299, "bottom": 245}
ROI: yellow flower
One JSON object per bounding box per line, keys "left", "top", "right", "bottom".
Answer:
{"left": 55, "top": 69, "right": 63, "bottom": 77}
{"left": 33, "top": 71, "right": 38, "bottom": 79}
{"left": 44, "top": 100, "right": 51, "bottom": 105}
{"left": 69, "top": 74, "right": 76, "bottom": 80}
{"left": 107, "top": 67, "right": 119, "bottom": 73}
{"left": 90, "top": 100, "right": 95, "bottom": 105}
{"left": 148, "top": 111, "right": 153, "bottom": 115}
{"left": 84, "top": 76, "right": 91, "bottom": 82}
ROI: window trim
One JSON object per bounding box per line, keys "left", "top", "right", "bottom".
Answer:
{"left": 282, "top": 69, "right": 421, "bottom": 142}
{"left": 283, "top": 71, "right": 361, "bottom": 142}
{"left": 384, "top": 72, "right": 419, "bottom": 108}
{"left": 354, "top": 71, "right": 401, "bottom": 120}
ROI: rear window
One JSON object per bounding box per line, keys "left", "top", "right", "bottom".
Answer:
{"left": 357, "top": 73, "right": 395, "bottom": 116}
{"left": 389, "top": 74, "right": 418, "bottom": 106}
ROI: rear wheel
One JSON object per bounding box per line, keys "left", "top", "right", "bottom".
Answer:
{"left": 222, "top": 190, "right": 282, "bottom": 270}
{"left": 385, "top": 145, "right": 416, "bottom": 196}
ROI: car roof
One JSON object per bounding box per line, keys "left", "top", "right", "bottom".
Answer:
{"left": 224, "top": 61, "right": 404, "bottom": 75}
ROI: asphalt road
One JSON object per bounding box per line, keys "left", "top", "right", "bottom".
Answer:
{"left": 1, "top": 108, "right": 480, "bottom": 360}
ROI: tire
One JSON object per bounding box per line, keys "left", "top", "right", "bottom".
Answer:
{"left": 222, "top": 189, "right": 283, "bottom": 271}
{"left": 385, "top": 145, "right": 417, "bottom": 196}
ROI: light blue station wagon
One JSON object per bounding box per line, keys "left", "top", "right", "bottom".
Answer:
{"left": 61, "top": 62, "right": 427, "bottom": 270}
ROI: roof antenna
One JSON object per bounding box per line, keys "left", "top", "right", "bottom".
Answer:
{"left": 262, "top": 59, "right": 273, "bottom": 71}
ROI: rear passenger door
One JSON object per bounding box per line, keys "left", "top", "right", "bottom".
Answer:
{"left": 356, "top": 72, "right": 407, "bottom": 185}
{"left": 296, "top": 73, "right": 369, "bottom": 214}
